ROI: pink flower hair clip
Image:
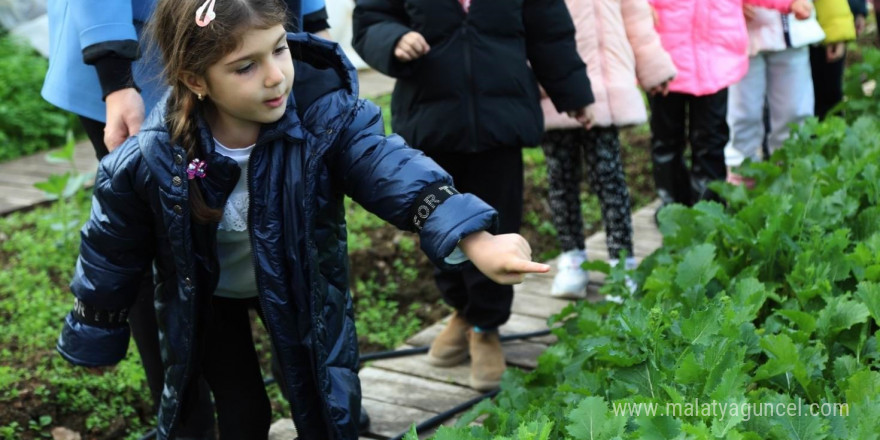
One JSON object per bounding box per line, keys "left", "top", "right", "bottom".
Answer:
{"left": 196, "top": 0, "right": 217, "bottom": 27}
{"left": 187, "top": 159, "right": 208, "bottom": 180}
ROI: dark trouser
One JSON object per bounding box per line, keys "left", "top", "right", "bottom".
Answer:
{"left": 809, "top": 45, "right": 846, "bottom": 120}
{"left": 541, "top": 127, "right": 633, "bottom": 259}
{"left": 649, "top": 90, "right": 729, "bottom": 207}
{"left": 196, "top": 297, "right": 272, "bottom": 440}
{"left": 427, "top": 148, "right": 523, "bottom": 329}
{"left": 80, "top": 117, "right": 216, "bottom": 439}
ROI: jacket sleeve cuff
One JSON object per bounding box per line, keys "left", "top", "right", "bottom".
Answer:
{"left": 93, "top": 56, "right": 141, "bottom": 100}
{"left": 82, "top": 40, "right": 140, "bottom": 64}
{"left": 304, "top": 7, "right": 330, "bottom": 33}
{"left": 418, "top": 194, "right": 498, "bottom": 270}
{"left": 543, "top": 70, "right": 595, "bottom": 113}
{"left": 57, "top": 313, "right": 130, "bottom": 367}
{"left": 363, "top": 22, "right": 417, "bottom": 77}
{"left": 444, "top": 245, "right": 469, "bottom": 265}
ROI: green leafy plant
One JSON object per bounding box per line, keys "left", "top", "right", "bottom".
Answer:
{"left": 0, "top": 34, "right": 77, "bottom": 162}
{"left": 0, "top": 193, "right": 151, "bottom": 439}
{"left": 354, "top": 276, "right": 423, "bottom": 349}
{"left": 27, "top": 415, "right": 51, "bottom": 438}
{"left": 32, "top": 132, "right": 93, "bottom": 250}
{"left": 419, "top": 48, "right": 880, "bottom": 440}
{"left": 0, "top": 422, "right": 23, "bottom": 440}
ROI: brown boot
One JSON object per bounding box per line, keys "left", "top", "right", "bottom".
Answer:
{"left": 467, "top": 329, "right": 505, "bottom": 391}
{"left": 426, "top": 312, "right": 470, "bottom": 366}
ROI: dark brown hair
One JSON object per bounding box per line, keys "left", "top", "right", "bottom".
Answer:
{"left": 145, "top": 0, "right": 287, "bottom": 223}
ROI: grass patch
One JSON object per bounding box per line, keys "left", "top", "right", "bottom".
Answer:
{"left": 0, "top": 35, "right": 79, "bottom": 163}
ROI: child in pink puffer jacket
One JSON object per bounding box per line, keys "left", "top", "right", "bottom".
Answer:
{"left": 648, "top": 0, "right": 812, "bottom": 209}
{"left": 540, "top": 0, "right": 677, "bottom": 298}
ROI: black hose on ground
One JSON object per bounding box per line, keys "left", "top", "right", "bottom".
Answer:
{"left": 138, "top": 328, "right": 553, "bottom": 439}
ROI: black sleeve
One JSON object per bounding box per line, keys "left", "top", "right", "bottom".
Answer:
{"left": 83, "top": 40, "right": 141, "bottom": 100}
{"left": 304, "top": 6, "right": 330, "bottom": 33}
{"left": 93, "top": 56, "right": 141, "bottom": 100}
{"left": 352, "top": 0, "right": 418, "bottom": 78}
{"left": 523, "top": 0, "right": 594, "bottom": 112}
{"left": 849, "top": 0, "right": 868, "bottom": 17}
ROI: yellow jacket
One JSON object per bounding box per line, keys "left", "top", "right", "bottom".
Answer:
{"left": 816, "top": 0, "right": 857, "bottom": 43}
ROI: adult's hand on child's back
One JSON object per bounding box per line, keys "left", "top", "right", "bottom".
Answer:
{"left": 104, "top": 88, "right": 145, "bottom": 152}
{"left": 460, "top": 231, "right": 550, "bottom": 285}
{"left": 789, "top": 0, "right": 812, "bottom": 20}
{"left": 394, "top": 31, "right": 430, "bottom": 62}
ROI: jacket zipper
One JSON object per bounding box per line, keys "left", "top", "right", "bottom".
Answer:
{"left": 462, "top": 24, "right": 478, "bottom": 150}
{"left": 246, "top": 145, "right": 275, "bottom": 337}
{"left": 245, "top": 144, "right": 280, "bottom": 390}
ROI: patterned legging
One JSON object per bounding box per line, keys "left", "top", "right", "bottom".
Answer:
{"left": 541, "top": 126, "right": 634, "bottom": 259}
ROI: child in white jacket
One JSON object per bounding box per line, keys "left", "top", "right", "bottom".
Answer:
{"left": 726, "top": 0, "right": 856, "bottom": 186}
{"left": 540, "top": 0, "right": 677, "bottom": 298}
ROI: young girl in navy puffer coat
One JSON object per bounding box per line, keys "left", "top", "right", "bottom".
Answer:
{"left": 55, "top": 0, "right": 549, "bottom": 438}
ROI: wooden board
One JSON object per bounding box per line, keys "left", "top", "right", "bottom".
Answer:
{"left": 361, "top": 397, "right": 438, "bottom": 438}
{"left": 359, "top": 367, "right": 481, "bottom": 413}
{"left": 510, "top": 291, "right": 572, "bottom": 320}
{"left": 370, "top": 346, "right": 476, "bottom": 387}
{"left": 501, "top": 340, "right": 548, "bottom": 369}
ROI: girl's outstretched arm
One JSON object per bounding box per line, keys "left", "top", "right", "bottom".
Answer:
{"left": 460, "top": 231, "right": 551, "bottom": 285}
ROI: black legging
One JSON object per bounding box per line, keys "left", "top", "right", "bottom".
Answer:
{"left": 427, "top": 148, "right": 522, "bottom": 329}
{"left": 648, "top": 90, "right": 729, "bottom": 207}
{"left": 541, "top": 127, "right": 634, "bottom": 259}
{"left": 199, "top": 297, "right": 272, "bottom": 439}
{"left": 809, "top": 45, "right": 846, "bottom": 120}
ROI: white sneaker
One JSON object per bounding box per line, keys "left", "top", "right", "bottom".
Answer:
{"left": 605, "top": 256, "right": 637, "bottom": 303}
{"left": 551, "top": 249, "right": 589, "bottom": 299}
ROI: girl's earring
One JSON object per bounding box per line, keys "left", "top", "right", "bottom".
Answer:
{"left": 197, "top": 93, "right": 205, "bottom": 101}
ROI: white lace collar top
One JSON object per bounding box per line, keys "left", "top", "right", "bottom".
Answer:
{"left": 213, "top": 139, "right": 255, "bottom": 232}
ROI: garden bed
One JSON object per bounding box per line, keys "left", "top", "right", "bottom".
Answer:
{"left": 0, "top": 122, "right": 654, "bottom": 438}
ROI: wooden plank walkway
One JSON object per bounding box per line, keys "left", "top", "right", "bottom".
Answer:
{"left": 0, "top": 140, "right": 99, "bottom": 215}
{"left": 269, "top": 200, "right": 663, "bottom": 440}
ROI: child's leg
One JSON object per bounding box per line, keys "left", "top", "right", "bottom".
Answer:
{"left": 582, "top": 127, "right": 634, "bottom": 260}
{"left": 428, "top": 153, "right": 480, "bottom": 319}
{"left": 809, "top": 44, "right": 845, "bottom": 120}
{"left": 766, "top": 47, "right": 813, "bottom": 153}
{"left": 541, "top": 129, "right": 587, "bottom": 252}
{"left": 201, "top": 297, "right": 271, "bottom": 440}
{"left": 429, "top": 149, "right": 521, "bottom": 329}
{"left": 132, "top": 278, "right": 217, "bottom": 438}
{"left": 649, "top": 92, "right": 692, "bottom": 206}
{"left": 726, "top": 54, "right": 768, "bottom": 168}
{"left": 688, "top": 89, "right": 729, "bottom": 203}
